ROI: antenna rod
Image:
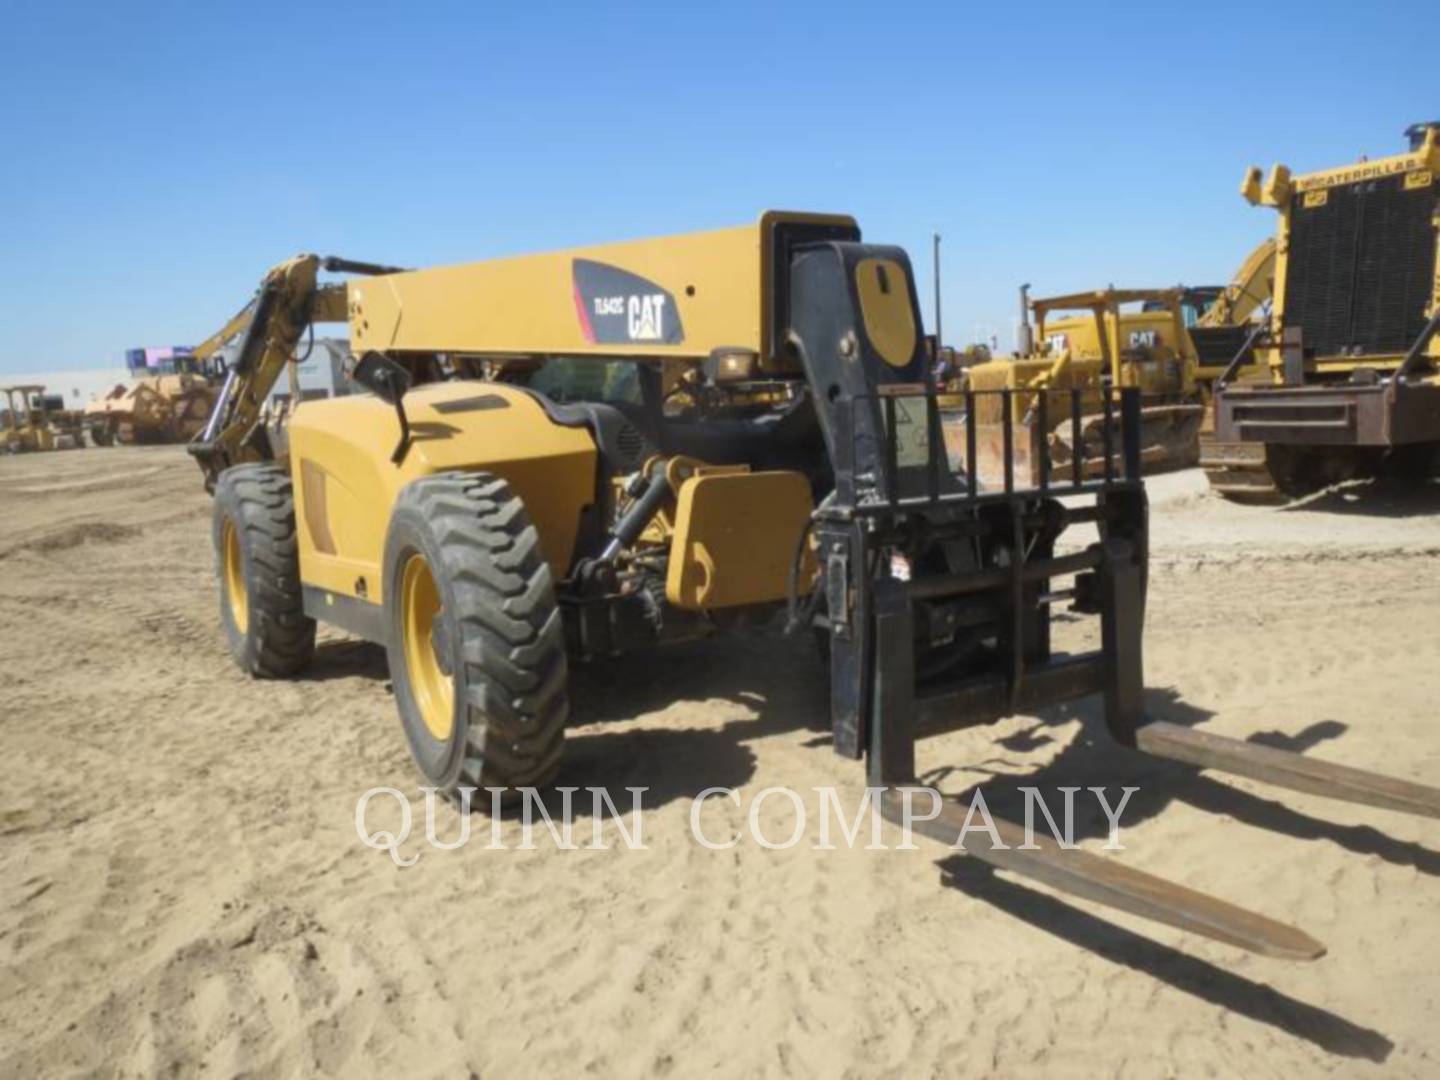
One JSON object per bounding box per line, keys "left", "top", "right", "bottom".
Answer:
{"left": 932, "top": 232, "right": 943, "bottom": 368}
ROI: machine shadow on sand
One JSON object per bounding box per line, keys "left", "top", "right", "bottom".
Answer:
{"left": 306, "top": 625, "right": 1412, "bottom": 1059}
{"left": 1279, "top": 476, "right": 1440, "bottom": 519}
{"left": 938, "top": 857, "right": 1393, "bottom": 1061}
{"left": 302, "top": 630, "right": 826, "bottom": 812}
{"left": 304, "top": 626, "right": 1440, "bottom": 880}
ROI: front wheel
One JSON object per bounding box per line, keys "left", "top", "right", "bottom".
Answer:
{"left": 383, "top": 472, "right": 568, "bottom": 796}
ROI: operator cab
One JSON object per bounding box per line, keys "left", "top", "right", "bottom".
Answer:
{"left": 453, "top": 352, "right": 831, "bottom": 498}
{"left": 1140, "top": 286, "right": 1221, "bottom": 327}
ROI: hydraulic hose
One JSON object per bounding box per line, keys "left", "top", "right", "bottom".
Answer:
{"left": 599, "top": 460, "right": 672, "bottom": 562}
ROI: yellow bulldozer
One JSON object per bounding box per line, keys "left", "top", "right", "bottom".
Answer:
{"left": 189, "top": 212, "right": 1440, "bottom": 961}
{"left": 960, "top": 287, "right": 1204, "bottom": 484}
{"left": 1203, "top": 123, "right": 1440, "bottom": 499}
{"left": 956, "top": 239, "right": 1275, "bottom": 486}
{"left": 1, "top": 384, "right": 85, "bottom": 453}
{"left": 1036, "top": 239, "right": 1274, "bottom": 395}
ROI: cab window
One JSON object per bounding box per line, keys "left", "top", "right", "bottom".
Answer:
{"left": 525, "top": 358, "right": 642, "bottom": 406}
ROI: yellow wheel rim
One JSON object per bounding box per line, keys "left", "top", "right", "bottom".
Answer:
{"left": 400, "top": 553, "right": 454, "bottom": 741}
{"left": 222, "top": 518, "right": 249, "bottom": 634}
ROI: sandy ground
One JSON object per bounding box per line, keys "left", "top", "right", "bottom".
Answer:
{"left": 2, "top": 446, "right": 1438, "bottom": 1078}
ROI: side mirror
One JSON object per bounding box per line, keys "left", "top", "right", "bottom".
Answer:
{"left": 351, "top": 352, "right": 415, "bottom": 465}
{"left": 352, "top": 351, "right": 412, "bottom": 404}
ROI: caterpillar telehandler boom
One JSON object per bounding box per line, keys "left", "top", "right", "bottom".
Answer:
{"left": 1203, "top": 123, "right": 1440, "bottom": 499}
{"left": 193, "top": 212, "right": 1440, "bottom": 960}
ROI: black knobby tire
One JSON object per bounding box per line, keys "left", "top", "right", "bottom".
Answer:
{"left": 212, "top": 463, "right": 317, "bottom": 677}
{"left": 383, "top": 472, "right": 568, "bottom": 795}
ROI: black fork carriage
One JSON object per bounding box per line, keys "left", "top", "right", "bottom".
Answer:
{"left": 787, "top": 235, "right": 1440, "bottom": 959}
{"left": 818, "top": 384, "right": 1147, "bottom": 781}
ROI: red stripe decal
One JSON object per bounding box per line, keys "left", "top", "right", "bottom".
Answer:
{"left": 573, "top": 277, "right": 596, "bottom": 344}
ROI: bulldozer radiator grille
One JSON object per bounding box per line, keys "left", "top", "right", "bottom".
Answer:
{"left": 1283, "top": 173, "right": 1438, "bottom": 357}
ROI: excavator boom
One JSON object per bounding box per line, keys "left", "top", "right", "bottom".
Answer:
{"left": 189, "top": 255, "right": 383, "bottom": 486}
{"left": 1196, "top": 236, "right": 1276, "bottom": 330}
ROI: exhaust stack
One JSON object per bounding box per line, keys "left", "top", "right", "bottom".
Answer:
{"left": 1016, "top": 284, "right": 1034, "bottom": 356}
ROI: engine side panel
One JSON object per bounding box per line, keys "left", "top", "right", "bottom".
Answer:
{"left": 288, "top": 381, "right": 597, "bottom": 604}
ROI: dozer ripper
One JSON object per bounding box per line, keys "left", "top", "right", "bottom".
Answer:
{"left": 1204, "top": 123, "right": 1440, "bottom": 499}
{"left": 193, "top": 212, "right": 1440, "bottom": 960}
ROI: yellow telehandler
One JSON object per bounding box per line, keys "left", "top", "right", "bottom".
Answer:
{"left": 189, "top": 213, "right": 1440, "bottom": 960}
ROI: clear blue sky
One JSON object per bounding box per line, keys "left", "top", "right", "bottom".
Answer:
{"left": 1, "top": 1, "right": 1432, "bottom": 374}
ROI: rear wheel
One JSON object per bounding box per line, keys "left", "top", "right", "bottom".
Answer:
{"left": 212, "top": 464, "right": 316, "bottom": 676}
{"left": 383, "top": 472, "right": 568, "bottom": 796}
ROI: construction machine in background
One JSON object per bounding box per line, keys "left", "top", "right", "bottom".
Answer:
{"left": 1203, "top": 123, "right": 1440, "bottom": 500}
{"left": 1, "top": 385, "right": 85, "bottom": 452}
{"left": 1188, "top": 236, "right": 1276, "bottom": 391}
{"left": 961, "top": 287, "right": 1206, "bottom": 484}
{"left": 955, "top": 239, "right": 1275, "bottom": 487}
{"left": 86, "top": 356, "right": 222, "bottom": 446}
{"left": 1019, "top": 238, "right": 1275, "bottom": 397}
{"left": 85, "top": 303, "right": 259, "bottom": 446}
{"left": 190, "top": 213, "right": 1440, "bottom": 961}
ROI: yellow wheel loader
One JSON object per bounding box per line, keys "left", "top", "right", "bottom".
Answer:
{"left": 190, "top": 213, "right": 1440, "bottom": 960}
{"left": 1204, "top": 123, "right": 1440, "bottom": 500}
